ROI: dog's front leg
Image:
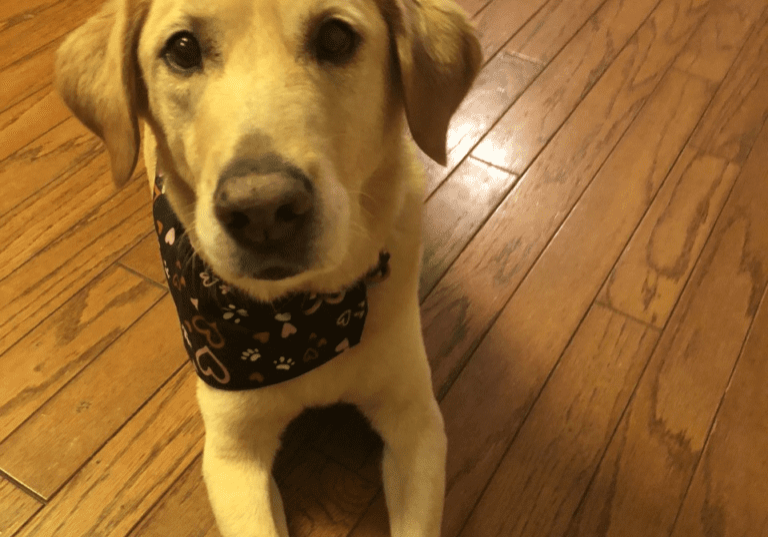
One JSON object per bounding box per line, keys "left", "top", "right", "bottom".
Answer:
{"left": 359, "top": 344, "right": 447, "bottom": 537}
{"left": 198, "top": 389, "right": 298, "bottom": 537}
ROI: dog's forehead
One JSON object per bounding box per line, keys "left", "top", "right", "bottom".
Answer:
{"left": 146, "top": 0, "right": 389, "bottom": 32}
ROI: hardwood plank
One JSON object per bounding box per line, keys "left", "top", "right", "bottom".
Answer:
{"left": 345, "top": 492, "right": 388, "bottom": 537}
{"left": 281, "top": 451, "right": 380, "bottom": 537}
{"left": 471, "top": 0, "right": 691, "bottom": 174}
{"left": 598, "top": 151, "right": 740, "bottom": 327}
{"left": 127, "top": 455, "right": 218, "bottom": 537}
{"left": 436, "top": 67, "right": 712, "bottom": 537}
{"left": 421, "top": 0, "right": 623, "bottom": 197}
{"left": 0, "top": 266, "right": 165, "bottom": 443}
{"left": 0, "top": 0, "right": 100, "bottom": 72}
{"left": 13, "top": 368, "right": 204, "bottom": 537}
{"left": 420, "top": 51, "right": 539, "bottom": 197}
{"left": 458, "top": 305, "right": 658, "bottom": 537}
{"left": 0, "top": 169, "right": 152, "bottom": 357}
{"left": 0, "top": 296, "right": 186, "bottom": 499}
{"left": 0, "top": 39, "right": 59, "bottom": 115}
{"left": 563, "top": 118, "right": 768, "bottom": 537}
{"left": 670, "top": 287, "right": 768, "bottom": 537}
{"left": 1, "top": 150, "right": 123, "bottom": 281}
{"left": 674, "top": 0, "right": 767, "bottom": 82}
{"left": 119, "top": 233, "right": 167, "bottom": 285}
{"left": 421, "top": 158, "right": 516, "bottom": 300}
{"left": 0, "top": 117, "right": 103, "bottom": 217}
{"left": 472, "top": 0, "right": 549, "bottom": 61}
{"left": 688, "top": 10, "right": 768, "bottom": 164}
{"left": 0, "top": 87, "right": 71, "bottom": 165}
{"left": 421, "top": 0, "right": 712, "bottom": 399}
{"left": 0, "top": 478, "right": 41, "bottom": 536}
{"left": 503, "top": 0, "right": 608, "bottom": 65}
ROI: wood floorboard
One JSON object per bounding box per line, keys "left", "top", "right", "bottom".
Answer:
{"left": 13, "top": 369, "right": 204, "bottom": 537}
{"left": 437, "top": 65, "right": 715, "bottom": 537}
{"left": 1, "top": 0, "right": 767, "bottom": 535}
{"left": 421, "top": 0, "right": 713, "bottom": 400}
{"left": 0, "top": 476, "right": 41, "bottom": 536}
{"left": 0, "top": 266, "right": 165, "bottom": 443}
{"left": 564, "top": 117, "right": 768, "bottom": 537}
{"left": 669, "top": 285, "right": 768, "bottom": 537}
{"left": 0, "top": 296, "right": 186, "bottom": 500}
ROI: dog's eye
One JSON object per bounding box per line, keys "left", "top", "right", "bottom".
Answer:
{"left": 164, "top": 32, "right": 203, "bottom": 71}
{"left": 314, "top": 19, "right": 359, "bottom": 64}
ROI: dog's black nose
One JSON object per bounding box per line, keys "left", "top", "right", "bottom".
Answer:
{"left": 214, "top": 171, "right": 314, "bottom": 245}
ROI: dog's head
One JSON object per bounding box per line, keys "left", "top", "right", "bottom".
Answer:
{"left": 56, "top": 0, "right": 481, "bottom": 298}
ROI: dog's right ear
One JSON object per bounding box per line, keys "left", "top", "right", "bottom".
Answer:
{"left": 55, "top": 0, "right": 149, "bottom": 187}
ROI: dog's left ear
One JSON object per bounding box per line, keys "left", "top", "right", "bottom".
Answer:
{"left": 386, "top": 0, "right": 482, "bottom": 165}
{"left": 55, "top": 0, "right": 149, "bottom": 187}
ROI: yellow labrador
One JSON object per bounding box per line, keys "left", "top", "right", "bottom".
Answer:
{"left": 56, "top": 0, "right": 480, "bottom": 535}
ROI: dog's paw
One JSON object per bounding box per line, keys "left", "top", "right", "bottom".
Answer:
{"left": 274, "top": 356, "right": 295, "bottom": 371}
{"left": 241, "top": 348, "right": 261, "bottom": 362}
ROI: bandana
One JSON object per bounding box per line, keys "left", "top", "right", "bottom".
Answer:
{"left": 152, "top": 174, "right": 389, "bottom": 390}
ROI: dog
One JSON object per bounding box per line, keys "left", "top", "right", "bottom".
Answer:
{"left": 55, "top": 0, "right": 481, "bottom": 534}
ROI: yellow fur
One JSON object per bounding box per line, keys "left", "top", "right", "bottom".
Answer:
{"left": 56, "top": 0, "right": 480, "bottom": 535}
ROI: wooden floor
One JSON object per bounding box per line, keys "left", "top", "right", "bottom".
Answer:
{"left": 2, "top": 0, "right": 768, "bottom": 535}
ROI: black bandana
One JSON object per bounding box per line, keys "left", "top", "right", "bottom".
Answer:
{"left": 152, "top": 174, "right": 389, "bottom": 390}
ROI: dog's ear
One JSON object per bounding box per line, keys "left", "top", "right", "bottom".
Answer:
{"left": 55, "top": 0, "right": 149, "bottom": 186}
{"left": 387, "top": 0, "right": 482, "bottom": 165}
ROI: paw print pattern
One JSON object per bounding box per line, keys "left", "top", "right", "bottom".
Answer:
{"left": 274, "top": 356, "right": 295, "bottom": 371}
{"left": 241, "top": 348, "right": 261, "bottom": 362}
{"left": 223, "top": 304, "right": 248, "bottom": 323}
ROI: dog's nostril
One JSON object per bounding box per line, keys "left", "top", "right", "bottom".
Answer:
{"left": 275, "top": 204, "right": 298, "bottom": 223}
{"left": 227, "top": 211, "right": 250, "bottom": 230}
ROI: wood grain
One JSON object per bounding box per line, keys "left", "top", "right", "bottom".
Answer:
{"left": 421, "top": 0, "right": 712, "bottom": 400}
{"left": 472, "top": 0, "right": 549, "bottom": 61}
{"left": 674, "top": 0, "right": 767, "bottom": 82}
{"left": 503, "top": 0, "right": 608, "bottom": 65}
{"left": 420, "top": 51, "right": 540, "bottom": 197}
{"left": 0, "top": 37, "right": 61, "bottom": 114}
{"left": 598, "top": 150, "right": 740, "bottom": 327}
{"left": 421, "top": 157, "right": 516, "bottom": 300}
{"left": 670, "top": 287, "right": 768, "bottom": 537}
{"left": 0, "top": 88, "right": 71, "bottom": 166}
{"left": 563, "top": 118, "right": 768, "bottom": 537}
{"left": 688, "top": 10, "right": 768, "bottom": 164}
{"left": 471, "top": 0, "right": 684, "bottom": 173}
{"left": 119, "top": 233, "right": 167, "bottom": 285}
{"left": 436, "top": 67, "right": 712, "bottom": 537}
{"left": 0, "top": 478, "right": 40, "bottom": 536}
{"left": 1, "top": 151, "right": 113, "bottom": 280}
{"left": 0, "top": 169, "right": 151, "bottom": 357}
{"left": 0, "top": 265, "right": 165, "bottom": 443}
{"left": 0, "top": 117, "right": 103, "bottom": 217}
{"left": 281, "top": 451, "right": 380, "bottom": 537}
{"left": 127, "top": 455, "right": 218, "bottom": 537}
{"left": 14, "top": 368, "right": 204, "bottom": 537}
{"left": 0, "top": 0, "right": 100, "bottom": 72}
{"left": 0, "top": 295, "right": 186, "bottom": 499}
{"left": 458, "top": 305, "right": 658, "bottom": 537}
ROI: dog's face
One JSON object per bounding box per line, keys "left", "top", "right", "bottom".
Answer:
{"left": 56, "top": 0, "right": 481, "bottom": 298}
{"left": 140, "top": 0, "right": 398, "bottom": 289}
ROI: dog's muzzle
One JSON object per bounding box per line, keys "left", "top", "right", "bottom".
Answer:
{"left": 214, "top": 154, "right": 317, "bottom": 279}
